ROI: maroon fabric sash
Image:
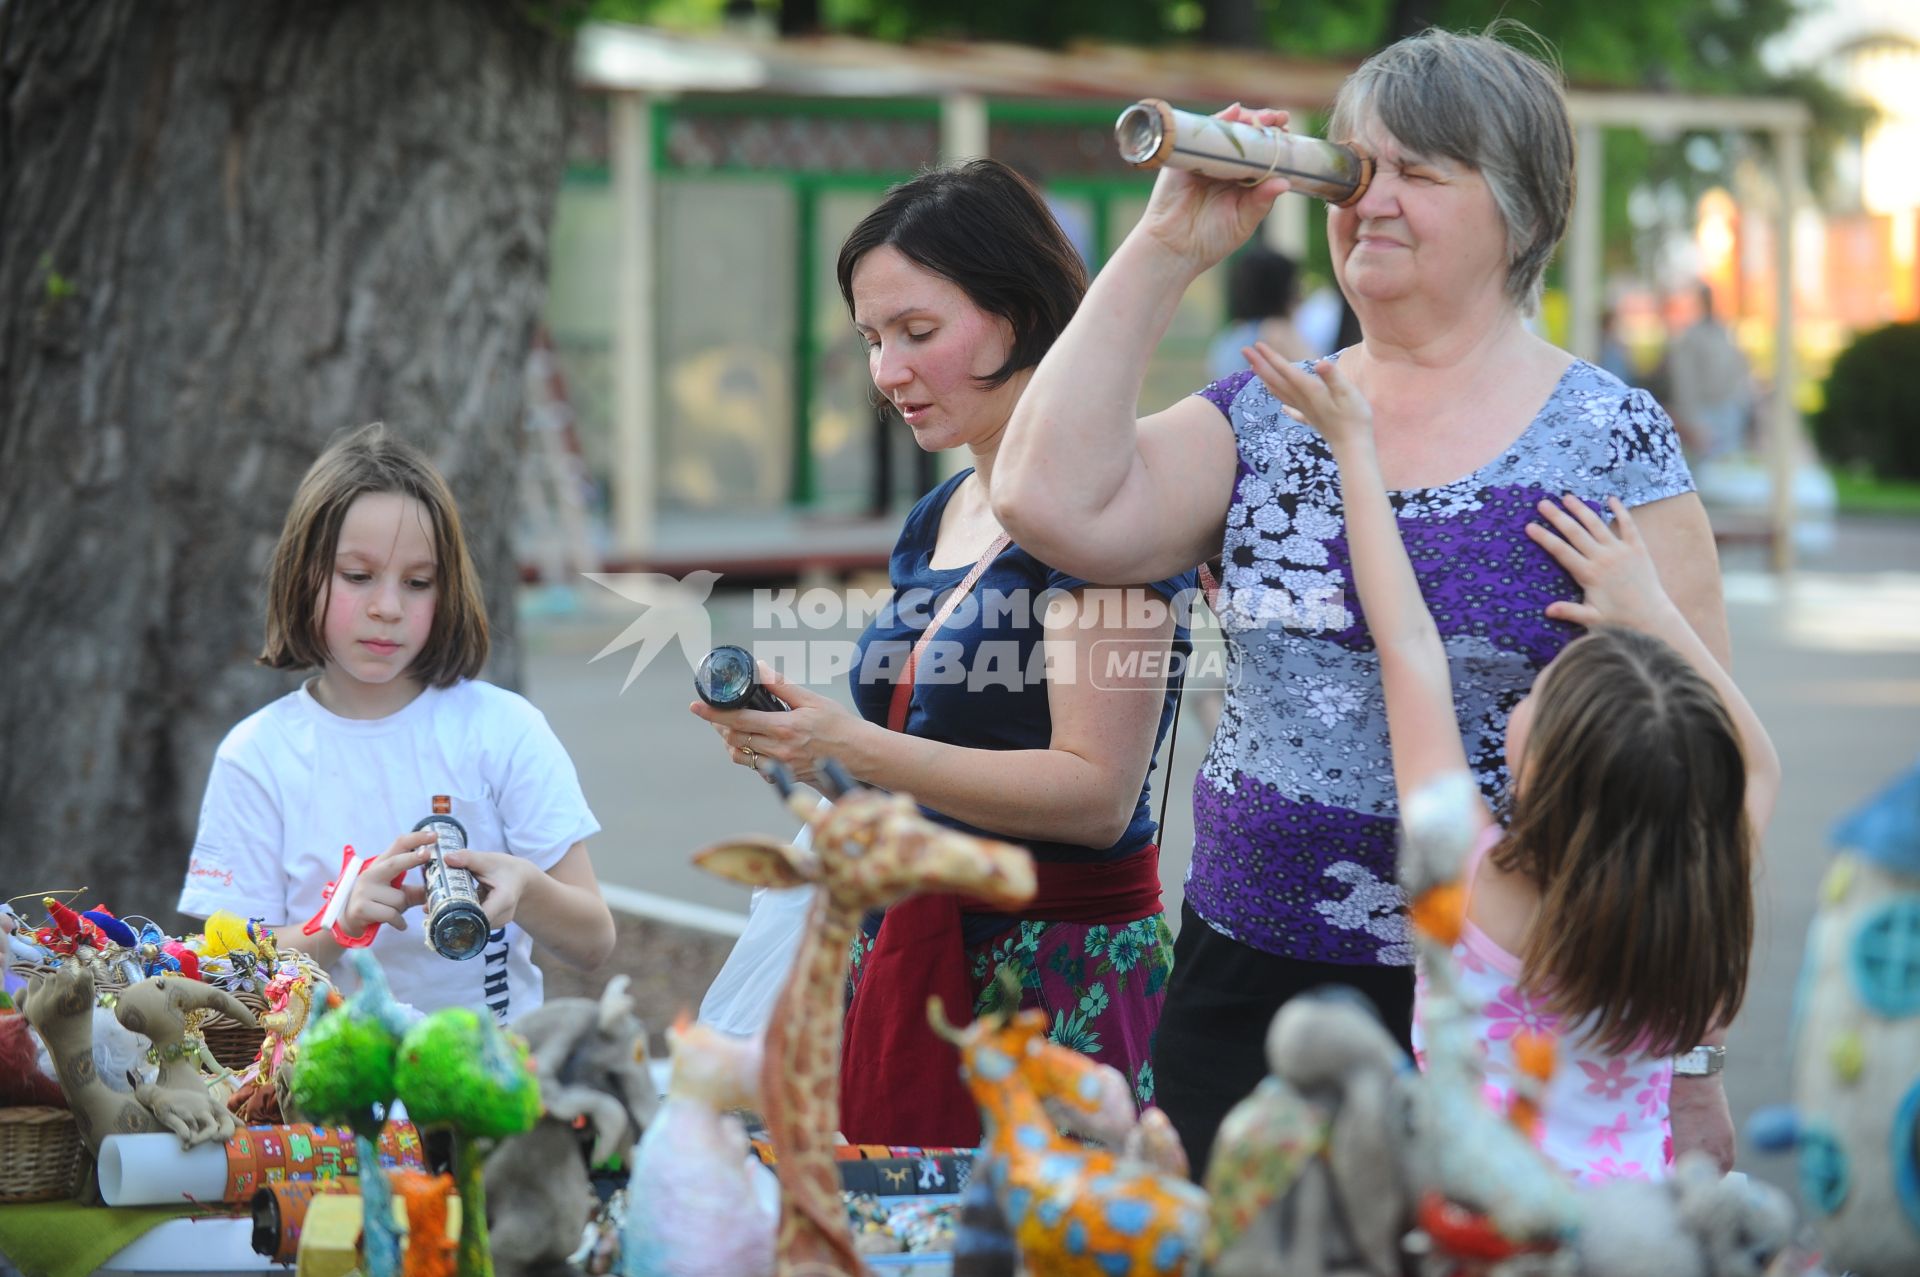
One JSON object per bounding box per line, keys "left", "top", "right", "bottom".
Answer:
{"left": 838, "top": 848, "right": 1163, "bottom": 1147}
{"left": 838, "top": 529, "right": 1164, "bottom": 1145}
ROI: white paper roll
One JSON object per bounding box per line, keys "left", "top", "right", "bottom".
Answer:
{"left": 98, "top": 1132, "right": 230, "bottom": 1206}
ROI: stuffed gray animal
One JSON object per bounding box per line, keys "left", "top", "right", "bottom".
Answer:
{"left": 484, "top": 976, "right": 657, "bottom": 1277}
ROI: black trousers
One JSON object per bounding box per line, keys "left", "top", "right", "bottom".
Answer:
{"left": 1151, "top": 900, "right": 1415, "bottom": 1180}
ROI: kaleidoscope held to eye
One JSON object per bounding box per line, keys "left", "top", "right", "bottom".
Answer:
{"left": 1114, "top": 98, "right": 1374, "bottom": 206}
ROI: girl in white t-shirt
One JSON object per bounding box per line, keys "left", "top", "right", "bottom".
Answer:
{"left": 1246, "top": 346, "right": 1779, "bottom": 1182}
{"left": 178, "top": 423, "right": 613, "bottom": 1021}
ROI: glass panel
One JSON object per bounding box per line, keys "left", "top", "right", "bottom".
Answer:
{"left": 809, "top": 186, "right": 915, "bottom": 516}
{"left": 658, "top": 178, "right": 796, "bottom": 513}
{"left": 545, "top": 177, "right": 617, "bottom": 492}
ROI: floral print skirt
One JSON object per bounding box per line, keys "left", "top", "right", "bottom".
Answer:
{"left": 849, "top": 911, "right": 1176, "bottom": 1111}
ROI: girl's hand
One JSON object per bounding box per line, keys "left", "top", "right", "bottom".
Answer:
{"left": 1246, "top": 349, "right": 1375, "bottom": 453}
{"left": 340, "top": 830, "right": 434, "bottom": 936}
{"left": 1527, "top": 496, "right": 1683, "bottom": 634}
{"left": 1137, "top": 104, "right": 1292, "bottom": 272}
{"left": 440, "top": 849, "right": 532, "bottom": 931}
{"left": 688, "top": 662, "right": 871, "bottom": 787}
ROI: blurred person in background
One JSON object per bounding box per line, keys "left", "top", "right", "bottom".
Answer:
{"left": 1599, "top": 305, "right": 1640, "bottom": 387}
{"left": 1663, "top": 282, "right": 1755, "bottom": 462}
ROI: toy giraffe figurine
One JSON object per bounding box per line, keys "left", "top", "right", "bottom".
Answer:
{"left": 694, "top": 761, "right": 1036, "bottom": 1277}
{"left": 926, "top": 990, "right": 1207, "bottom": 1276}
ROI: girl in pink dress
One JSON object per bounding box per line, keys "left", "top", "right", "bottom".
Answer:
{"left": 1244, "top": 343, "right": 1780, "bottom": 1182}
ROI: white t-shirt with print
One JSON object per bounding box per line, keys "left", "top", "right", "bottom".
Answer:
{"left": 178, "top": 679, "right": 600, "bottom": 1024}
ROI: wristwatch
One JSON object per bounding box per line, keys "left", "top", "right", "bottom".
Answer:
{"left": 1672, "top": 1045, "right": 1727, "bottom": 1077}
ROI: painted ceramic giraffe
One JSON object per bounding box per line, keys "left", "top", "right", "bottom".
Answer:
{"left": 927, "top": 995, "right": 1208, "bottom": 1276}
{"left": 694, "top": 763, "right": 1036, "bottom": 1277}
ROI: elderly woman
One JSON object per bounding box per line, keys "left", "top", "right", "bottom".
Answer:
{"left": 694, "top": 160, "right": 1196, "bottom": 1148}
{"left": 993, "top": 29, "right": 1737, "bottom": 1176}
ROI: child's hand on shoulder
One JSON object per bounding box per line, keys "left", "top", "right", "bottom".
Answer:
{"left": 1528, "top": 495, "right": 1682, "bottom": 634}
{"left": 1245, "top": 348, "right": 1374, "bottom": 453}
{"left": 441, "top": 849, "right": 533, "bottom": 931}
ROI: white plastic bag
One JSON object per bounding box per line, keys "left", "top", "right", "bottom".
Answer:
{"left": 697, "top": 806, "right": 822, "bottom": 1037}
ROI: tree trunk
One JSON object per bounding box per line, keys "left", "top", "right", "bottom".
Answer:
{"left": 0, "top": 1, "right": 570, "bottom": 912}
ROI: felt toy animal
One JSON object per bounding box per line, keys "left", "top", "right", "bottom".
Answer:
{"left": 21, "top": 960, "right": 166, "bottom": 1151}
{"left": 485, "top": 975, "right": 659, "bottom": 1277}
{"left": 394, "top": 1169, "right": 460, "bottom": 1277}
{"left": 928, "top": 991, "right": 1207, "bottom": 1277}
{"left": 113, "top": 972, "right": 257, "bottom": 1146}
{"left": 289, "top": 950, "right": 412, "bottom": 1277}
{"left": 1750, "top": 758, "right": 1920, "bottom": 1276}
{"left": 622, "top": 1016, "right": 778, "bottom": 1277}
{"left": 393, "top": 1006, "right": 541, "bottom": 1277}
{"left": 1394, "top": 774, "right": 1581, "bottom": 1260}
{"left": 693, "top": 760, "right": 1036, "bottom": 1277}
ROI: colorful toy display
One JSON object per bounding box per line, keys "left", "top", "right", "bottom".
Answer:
{"left": 692, "top": 759, "right": 1036, "bottom": 1277}
{"left": 486, "top": 975, "right": 659, "bottom": 1277}
{"left": 290, "top": 949, "right": 417, "bottom": 1277}
{"left": 928, "top": 985, "right": 1206, "bottom": 1277}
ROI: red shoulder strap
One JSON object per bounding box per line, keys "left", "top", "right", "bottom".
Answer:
{"left": 885, "top": 533, "right": 1011, "bottom": 734}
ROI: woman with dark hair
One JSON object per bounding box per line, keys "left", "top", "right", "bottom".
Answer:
{"left": 993, "top": 28, "right": 1740, "bottom": 1177}
{"left": 692, "top": 160, "right": 1197, "bottom": 1146}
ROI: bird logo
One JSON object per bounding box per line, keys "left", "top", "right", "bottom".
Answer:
{"left": 582, "top": 570, "right": 723, "bottom": 692}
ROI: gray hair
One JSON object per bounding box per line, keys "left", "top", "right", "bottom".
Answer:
{"left": 1328, "top": 25, "right": 1574, "bottom": 315}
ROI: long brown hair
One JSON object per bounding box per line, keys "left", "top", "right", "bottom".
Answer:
{"left": 1494, "top": 626, "right": 1752, "bottom": 1056}
{"left": 259, "top": 422, "right": 489, "bottom": 687}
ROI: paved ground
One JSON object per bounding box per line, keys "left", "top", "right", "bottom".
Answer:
{"left": 530, "top": 514, "right": 1920, "bottom": 1188}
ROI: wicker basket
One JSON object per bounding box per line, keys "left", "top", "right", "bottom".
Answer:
{"left": 203, "top": 989, "right": 269, "bottom": 1072}
{"left": 0, "top": 1106, "right": 88, "bottom": 1203}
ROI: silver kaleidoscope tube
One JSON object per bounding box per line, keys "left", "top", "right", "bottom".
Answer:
{"left": 1114, "top": 99, "right": 1373, "bottom": 207}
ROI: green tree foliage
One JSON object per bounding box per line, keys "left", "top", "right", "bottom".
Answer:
{"left": 594, "top": 1, "right": 1867, "bottom": 197}
{"left": 1813, "top": 322, "right": 1920, "bottom": 482}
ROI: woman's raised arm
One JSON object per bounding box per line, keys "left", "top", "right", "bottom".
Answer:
{"left": 994, "top": 117, "right": 1288, "bottom": 584}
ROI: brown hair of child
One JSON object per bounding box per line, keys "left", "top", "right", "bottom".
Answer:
{"left": 259, "top": 422, "right": 488, "bottom": 686}
{"left": 1494, "top": 625, "right": 1753, "bottom": 1056}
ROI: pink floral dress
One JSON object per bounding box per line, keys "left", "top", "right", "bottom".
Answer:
{"left": 1412, "top": 831, "right": 1673, "bottom": 1184}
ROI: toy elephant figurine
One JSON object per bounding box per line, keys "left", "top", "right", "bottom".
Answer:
{"left": 484, "top": 975, "right": 659, "bottom": 1277}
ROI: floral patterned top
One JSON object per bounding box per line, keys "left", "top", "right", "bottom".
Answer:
{"left": 1187, "top": 359, "right": 1694, "bottom": 966}
{"left": 1413, "top": 828, "right": 1674, "bottom": 1183}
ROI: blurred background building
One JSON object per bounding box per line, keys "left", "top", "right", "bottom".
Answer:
{"left": 533, "top": 12, "right": 1919, "bottom": 581}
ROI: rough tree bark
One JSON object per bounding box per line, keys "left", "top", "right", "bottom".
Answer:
{"left": 0, "top": 1, "right": 572, "bottom": 909}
